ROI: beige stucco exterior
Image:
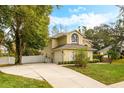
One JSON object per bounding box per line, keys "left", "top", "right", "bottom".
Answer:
{"left": 63, "top": 50, "right": 75, "bottom": 62}
{"left": 53, "top": 50, "right": 63, "bottom": 63}
{"left": 41, "top": 30, "right": 94, "bottom": 63}
{"left": 87, "top": 50, "right": 93, "bottom": 61}
{"left": 63, "top": 49, "right": 93, "bottom": 62}
{"left": 67, "top": 32, "right": 92, "bottom": 47}
{"left": 51, "top": 36, "right": 67, "bottom": 48}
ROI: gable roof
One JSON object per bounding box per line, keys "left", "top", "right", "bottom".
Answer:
{"left": 98, "top": 45, "right": 112, "bottom": 53}
{"left": 51, "top": 30, "right": 84, "bottom": 39}
{"left": 51, "top": 32, "right": 67, "bottom": 39}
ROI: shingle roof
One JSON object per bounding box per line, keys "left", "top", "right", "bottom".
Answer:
{"left": 51, "top": 32, "right": 67, "bottom": 39}
{"left": 117, "top": 40, "right": 124, "bottom": 47}
{"left": 51, "top": 30, "right": 85, "bottom": 39}
{"left": 53, "top": 44, "right": 96, "bottom": 51}
{"left": 98, "top": 45, "right": 112, "bottom": 52}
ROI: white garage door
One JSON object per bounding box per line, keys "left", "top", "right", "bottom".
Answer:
{"left": 54, "top": 51, "right": 63, "bottom": 63}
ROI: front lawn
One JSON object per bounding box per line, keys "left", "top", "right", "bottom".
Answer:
{"left": 66, "top": 61, "right": 124, "bottom": 85}
{"left": 0, "top": 72, "right": 52, "bottom": 88}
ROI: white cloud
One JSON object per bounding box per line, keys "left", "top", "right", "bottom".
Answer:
{"left": 50, "top": 13, "right": 117, "bottom": 30}
{"left": 69, "top": 6, "right": 86, "bottom": 13}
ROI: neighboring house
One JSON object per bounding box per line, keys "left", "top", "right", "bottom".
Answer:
{"left": 97, "top": 45, "right": 112, "bottom": 55}
{"left": 117, "top": 41, "right": 124, "bottom": 54}
{"left": 0, "top": 45, "right": 8, "bottom": 54}
{"left": 98, "top": 40, "right": 124, "bottom": 56}
{"left": 41, "top": 30, "right": 96, "bottom": 63}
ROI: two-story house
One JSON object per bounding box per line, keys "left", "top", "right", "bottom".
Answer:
{"left": 41, "top": 30, "right": 95, "bottom": 63}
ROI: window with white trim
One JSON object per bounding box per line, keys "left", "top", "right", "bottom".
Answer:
{"left": 71, "top": 33, "right": 78, "bottom": 44}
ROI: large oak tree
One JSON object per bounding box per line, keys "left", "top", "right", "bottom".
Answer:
{"left": 0, "top": 5, "right": 53, "bottom": 64}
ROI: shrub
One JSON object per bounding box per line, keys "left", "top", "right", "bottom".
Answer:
{"left": 89, "top": 59, "right": 100, "bottom": 63}
{"left": 66, "top": 61, "right": 70, "bottom": 64}
{"left": 120, "top": 55, "right": 124, "bottom": 59}
{"left": 122, "top": 56, "right": 124, "bottom": 59}
{"left": 75, "top": 48, "right": 89, "bottom": 68}
{"left": 70, "top": 61, "right": 74, "bottom": 64}
{"left": 107, "top": 50, "right": 120, "bottom": 60}
{"left": 58, "top": 62, "right": 62, "bottom": 65}
{"left": 23, "top": 48, "right": 41, "bottom": 56}
{"left": 64, "top": 61, "right": 73, "bottom": 64}
{"left": 93, "top": 54, "right": 103, "bottom": 62}
{"left": 64, "top": 62, "right": 67, "bottom": 64}
{"left": 107, "top": 50, "right": 120, "bottom": 64}
{"left": 102, "top": 58, "right": 110, "bottom": 62}
{"left": 58, "top": 61, "right": 75, "bottom": 65}
{"left": 0, "top": 50, "right": 2, "bottom": 57}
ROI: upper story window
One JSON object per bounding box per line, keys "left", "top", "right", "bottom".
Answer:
{"left": 71, "top": 33, "right": 78, "bottom": 44}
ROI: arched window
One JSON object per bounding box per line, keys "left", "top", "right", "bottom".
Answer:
{"left": 71, "top": 33, "right": 78, "bottom": 43}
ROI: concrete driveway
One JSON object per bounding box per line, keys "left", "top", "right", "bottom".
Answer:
{"left": 0, "top": 63, "right": 107, "bottom": 88}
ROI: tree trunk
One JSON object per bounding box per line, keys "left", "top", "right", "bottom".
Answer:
{"left": 15, "top": 30, "right": 23, "bottom": 65}
{"left": 13, "top": 14, "right": 24, "bottom": 65}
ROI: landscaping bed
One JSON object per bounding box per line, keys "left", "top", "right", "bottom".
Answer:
{"left": 0, "top": 72, "right": 52, "bottom": 88}
{"left": 66, "top": 61, "right": 124, "bottom": 85}
{"left": 112, "top": 59, "right": 124, "bottom": 64}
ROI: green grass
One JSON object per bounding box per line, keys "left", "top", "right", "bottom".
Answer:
{"left": 0, "top": 72, "right": 52, "bottom": 88}
{"left": 66, "top": 60, "right": 124, "bottom": 85}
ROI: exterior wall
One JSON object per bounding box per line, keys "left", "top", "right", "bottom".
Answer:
{"left": 57, "top": 36, "right": 67, "bottom": 46}
{"left": 63, "top": 49, "right": 93, "bottom": 62}
{"left": 98, "top": 46, "right": 112, "bottom": 55}
{"left": 52, "top": 39, "right": 58, "bottom": 48}
{"left": 53, "top": 50, "right": 63, "bottom": 63}
{"left": 41, "top": 40, "right": 53, "bottom": 61}
{"left": 82, "top": 39, "right": 92, "bottom": 47}
{"left": 99, "top": 49, "right": 109, "bottom": 55}
{"left": 63, "top": 50, "right": 75, "bottom": 62}
{"left": 87, "top": 51, "right": 93, "bottom": 61}
{"left": 52, "top": 36, "right": 67, "bottom": 48}
{"left": 66, "top": 31, "right": 91, "bottom": 47}
{"left": 67, "top": 32, "right": 83, "bottom": 45}
{"left": 99, "top": 52, "right": 104, "bottom": 55}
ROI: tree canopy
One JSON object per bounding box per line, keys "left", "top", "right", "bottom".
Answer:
{"left": 0, "top": 5, "right": 53, "bottom": 64}
{"left": 84, "top": 6, "right": 124, "bottom": 51}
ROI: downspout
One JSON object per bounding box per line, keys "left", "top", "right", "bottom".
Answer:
{"left": 62, "top": 50, "right": 63, "bottom": 63}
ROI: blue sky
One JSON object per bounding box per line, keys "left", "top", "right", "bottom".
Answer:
{"left": 49, "top": 5, "right": 120, "bottom": 32}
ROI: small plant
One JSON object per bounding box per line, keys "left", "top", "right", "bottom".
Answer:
{"left": 108, "top": 50, "right": 120, "bottom": 59}
{"left": 58, "top": 62, "right": 62, "bottom": 65}
{"left": 107, "top": 50, "right": 120, "bottom": 64}
{"left": 75, "top": 47, "right": 89, "bottom": 68}
{"left": 0, "top": 50, "right": 2, "bottom": 57}
{"left": 58, "top": 61, "right": 75, "bottom": 64}
{"left": 89, "top": 59, "right": 100, "bottom": 63}
{"left": 93, "top": 54, "right": 103, "bottom": 62}
{"left": 64, "top": 62, "right": 67, "bottom": 64}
